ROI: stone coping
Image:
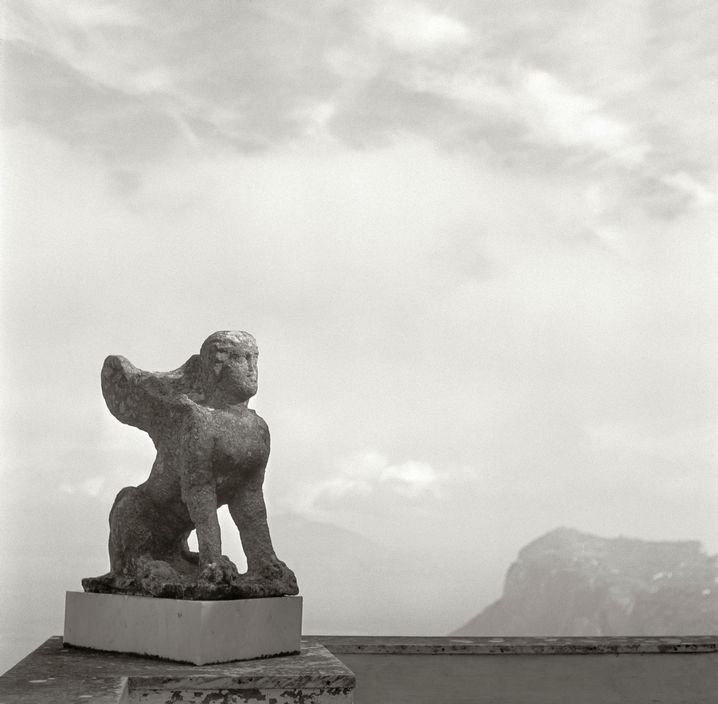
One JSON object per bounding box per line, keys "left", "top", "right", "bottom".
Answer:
{"left": 0, "top": 637, "right": 354, "bottom": 703}
{"left": 310, "top": 634, "right": 718, "bottom": 655}
{"left": 2, "top": 635, "right": 716, "bottom": 702}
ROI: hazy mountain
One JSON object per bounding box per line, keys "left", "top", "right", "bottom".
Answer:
{"left": 453, "top": 527, "right": 718, "bottom": 636}
{"left": 270, "top": 513, "right": 443, "bottom": 635}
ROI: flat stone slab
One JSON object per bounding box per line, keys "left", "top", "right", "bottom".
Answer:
{"left": 0, "top": 636, "right": 355, "bottom": 703}
{"left": 64, "top": 591, "right": 302, "bottom": 665}
{"left": 313, "top": 634, "right": 718, "bottom": 655}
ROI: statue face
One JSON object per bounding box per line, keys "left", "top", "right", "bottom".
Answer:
{"left": 201, "top": 332, "right": 259, "bottom": 403}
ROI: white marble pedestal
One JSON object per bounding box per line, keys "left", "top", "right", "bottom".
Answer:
{"left": 64, "top": 591, "right": 302, "bottom": 665}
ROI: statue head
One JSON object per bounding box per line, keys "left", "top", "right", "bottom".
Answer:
{"left": 199, "top": 330, "right": 259, "bottom": 406}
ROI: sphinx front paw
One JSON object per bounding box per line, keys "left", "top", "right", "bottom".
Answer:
{"left": 136, "top": 557, "right": 184, "bottom": 597}
{"left": 199, "top": 555, "right": 240, "bottom": 586}
{"left": 253, "top": 557, "right": 298, "bottom": 594}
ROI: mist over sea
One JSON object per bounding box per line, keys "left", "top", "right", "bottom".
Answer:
{"left": 1, "top": 568, "right": 70, "bottom": 674}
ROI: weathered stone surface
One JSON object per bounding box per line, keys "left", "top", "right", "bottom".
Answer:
{"left": 0, "top": 637, "right": 355, "bottom": 704}
{"left": 312, "top": 634, "right": 718, "bottom": 655}
{"left": 3, "top": 636, "right": 717, "bottom": 704}
{"left": 83, "top": 331, "right": 298, "bottom": 600}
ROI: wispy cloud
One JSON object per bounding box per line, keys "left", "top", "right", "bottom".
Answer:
{"left": 661, "top": 172, "right": 718, "bottom": 208}
{"left": 369, "top": 1, "right": 471, "bottom": 53}
{"left": 60, "top": 476, "right": 107, "bottom": 497}
{"left": 408, "top": 63, "right": 649, "bottom": 167}
{"left": 310, "top": 451, "right": 447, "bottom": 508}
{"left": 6, "top": 0, "right": 714, "bottom": 207}
{"left": 517, "top": 68, "right": 648, "bottom": 165}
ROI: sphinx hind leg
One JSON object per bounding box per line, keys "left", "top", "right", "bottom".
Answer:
{"left": 108, "top": 486, "right": 160, "bottom": 574}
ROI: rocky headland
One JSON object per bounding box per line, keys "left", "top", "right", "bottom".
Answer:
{"left": 454, "top": 527, "right": 718, "bottom": 636}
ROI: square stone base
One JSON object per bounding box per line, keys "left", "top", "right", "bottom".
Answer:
{"left": 64, "top": 591, "right": 302, "bottom": 665}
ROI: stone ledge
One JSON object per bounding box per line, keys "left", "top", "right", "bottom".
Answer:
{"left": 310, "top": 634, "right": 718, "bottom": 655}
{"left": 2, "top": 634, "right": 717, "bottom": 703}
{"left": 0, "top": 637, "right": 355, "bottom": 704}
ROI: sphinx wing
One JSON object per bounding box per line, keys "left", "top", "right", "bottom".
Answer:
{"left": 100, "top": 354, "right": 204, "bottom": 436}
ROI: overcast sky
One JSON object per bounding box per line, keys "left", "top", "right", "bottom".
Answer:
{"left": 2, "top": 0, "right": 717, "bottom": 649}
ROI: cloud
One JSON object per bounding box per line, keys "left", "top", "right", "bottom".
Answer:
{"left": 369, "top": 2, "right": 471, "bottom": 52}
{"left": 517, "top": 68, "right": 648, "bottom": 165}
{"left": 9, "top": 0, "right": 142, "bottom": 93}
{"left": 5, "top": 1, "right": 348, "bottom": 160}
{"left": 26, "top": 0, "right": 138, "bottom": 29}
{"left": 5, "top": 0, "right": 716, "bottom": 228}
{"left": 310, "top": 451, "right": 445, "bottom": 508}
{"left": 661, "top": 172, "right": 718, "bottom": 208}
{"left": 407, "top": 63, "right": 649, "bottom": 167}
{"left": 60, "top": 476, "right": 107, "bottom": 497}
{"left": 382, "top": 460, "right": 441, "bottom": 497}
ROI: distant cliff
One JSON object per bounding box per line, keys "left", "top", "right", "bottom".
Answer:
{"left": 453, "top": 527, "right": 718, "bottom": 636}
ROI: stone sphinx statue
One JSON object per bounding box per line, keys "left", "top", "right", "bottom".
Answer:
{"left": 83, "top": 331, "right": 298, "bottom": 600}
